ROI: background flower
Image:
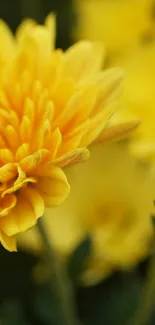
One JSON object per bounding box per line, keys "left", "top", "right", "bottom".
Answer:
{"left": 108, "top": 41, "right": 155, "bottom": 162}
{"left": 74, "top": 0, "right": 153, "bottom": 60}
{"left": 19, "top": 140, "right": 155, "bottom": 285}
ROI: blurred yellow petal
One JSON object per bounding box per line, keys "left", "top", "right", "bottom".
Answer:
{"left": 92, "top": 68, "right": 124, "bottom": 113}
{"left": 45, "top": 13, "right": 56, "bottom": 50}
{"left": 16, "top": 19, "right": 36, "bottom": 46}
{"left": 61, "top": 41, "right": 104, "bottom": 82}
{"left": 96, "top": 121, "right": 140, "bottom": 143}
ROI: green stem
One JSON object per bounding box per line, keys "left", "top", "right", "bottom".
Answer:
{"left": 129, "top": 239, "right": 155, "bottom": 325}
{"left": 38, "top": 218, "right": 79, "bottom": 325}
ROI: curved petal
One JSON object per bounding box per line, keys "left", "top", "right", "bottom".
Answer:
{"left": 16, "top": 19, "right": 36, "bottom": 46}
{"left": 53, "top": 148, "right": 90, "bottom": 168}
{"left": 0, "top": 163, "right": 17, "bottom": 182}
{"left": 35, "top": 166, "right": 70, "bottom": 206}
{"left": 0, "top": 231, "right": 17, "bottom": 252}
{"left": 0, "top": 194, "right": 17, "bottom": 217}
{"left": 45, "top": 13, "right": 56, "bottom": 50}
{"left": 91, "top": 68, "right": 124, "bottom": 114}
{"left": 2, "top": 176, "right": 36, "bottom": 197}
{"left": 20, "top": 187, "right": 44, "bottom": 219}
{"left": 61, "top": 41, "right": 104, "bottom": 82}
{"left": 94, "top": 121, "right": 140, "bottom": 143}
{"left": 19, "top": 149, "right": 50, "bottom": 172}
{"left": 0, "top": 195, "right": 37, "bottom": 236}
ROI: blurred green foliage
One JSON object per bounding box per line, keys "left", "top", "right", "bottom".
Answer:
{"left": 0, "top": 245, "right": 153, "bottom": 325}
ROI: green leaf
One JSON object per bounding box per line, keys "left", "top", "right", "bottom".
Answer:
{"left": 67, "top": 236, "right": 92, "bottom": 283}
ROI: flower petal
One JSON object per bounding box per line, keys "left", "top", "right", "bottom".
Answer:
{"left": 35, "top": 166, "right": 70, "bottom": 206}
{"left": 53, "top": 148, "right": 90, "bottom": 168}
{"left": 45, "top": 13, "right": 56, "bottom": 50}
{"left": 0, "top": 195, "right": 37, "bottom": 236}
{"left": 16, "top": 18, "right": 36, "bottom": 46}
{"left": 0, "top": 231, "right": 17, "bottom": 252}
{"left": 48, "top": 128, "right": 62, "bottom": 159}
{"left": 20, "top": 187, "right": 44, "bottom": 219}
{"left": 91, "top": 68, "right": 124, "bottom": 114}
{"left": 56, "top": 85, "right": 97, "bottom": 131}
{"left": 19, "top": 149, "right": 50, "bottom": 172}
{"left": 95, "top": 121, "right": 141, "bottom": 143}
{"left": 2, "top": 175, "right": 36, "bottom": 197}
{"left": 61, "top": 41, "right": 104, "bottom": 82}
{"left": 59, "top": 119, "right": 90, "bottom": 155}
{"left": 0, "top": 194, "right": 17, "bottom": 217}
{"left": 80, "top": 105, "right": 114, "bottom": 147}
{"left": 0, "top": 163, "right": 17, "bottom": 182}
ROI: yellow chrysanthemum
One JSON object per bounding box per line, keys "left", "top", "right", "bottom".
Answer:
{"left": 19, "top": 142, "right": 155, "bottom": 285}
{"left": 109, "top": 40, "right": 155, "bottom": 162}
{"left": 0, "top": 15, "right": 126, "bottom": 251}
{"left": 74, "top": 0, "right": 153, "bottom": 58}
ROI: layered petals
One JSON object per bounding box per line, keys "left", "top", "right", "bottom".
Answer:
{"left": 0, "top": 14, "right": 128, "bottom": 251}
{"left": 0, "top": 188, "right": 44, "bottom": 236}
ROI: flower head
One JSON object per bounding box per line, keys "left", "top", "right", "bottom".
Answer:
{"left": 0, "top": 15, "right": 125, "bottom": 251}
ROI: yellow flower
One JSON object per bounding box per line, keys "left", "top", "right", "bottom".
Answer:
{"left": 19, "top": 141, "right": 155, "bottom": 285}
{"left": 0, "top": 15, "right": 125, "bottom": 252}
{"left": 74, "top": 0, "right": 153, "bottom": 58}
{"left": 109, "top": 41, "right": 155, "bottom": 162}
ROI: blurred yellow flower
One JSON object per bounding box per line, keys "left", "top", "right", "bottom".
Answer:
{"left": 0, "top": 15, "right": 125, "bottom": 251}
{"left": 19, "top": 142, "right": 155, "bottom": 285}
{"left": 74, "top": 0, "right": 153, "bottom": 58}
{"left": 109, "top": 41, "right": 155, "bottom": 162}
{"left": 74, "top": 0, "right": 155, "bottom": 162}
